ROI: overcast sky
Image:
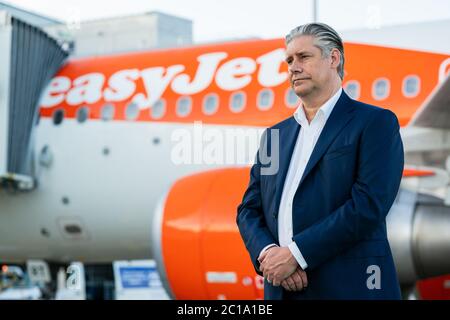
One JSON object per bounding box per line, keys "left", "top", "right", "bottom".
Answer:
{"left": 4, "top": 0, "right": 450, "bottom": 42}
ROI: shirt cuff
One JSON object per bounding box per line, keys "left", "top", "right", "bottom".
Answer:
{"left": 288, "top": 241, "right": 308, "bottom": 270}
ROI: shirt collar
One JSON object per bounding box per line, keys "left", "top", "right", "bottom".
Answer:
{"left": 294, "top": 87, "right": 343, "bottom": 126}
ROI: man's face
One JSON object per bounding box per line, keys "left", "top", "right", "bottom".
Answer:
{"left": 285, "top": 35, "right": 334, "bottom": 98}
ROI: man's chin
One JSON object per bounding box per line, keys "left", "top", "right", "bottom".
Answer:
{"left": 293, "top": 86, "right": 312, "bottom": 98}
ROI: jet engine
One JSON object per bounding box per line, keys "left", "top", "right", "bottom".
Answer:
{"left": 152, "top": 167, "right": 450, "bottom": 299}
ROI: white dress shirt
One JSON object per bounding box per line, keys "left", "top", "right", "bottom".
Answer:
{"left": 259, "top": 88, "right": 343, "bottom": 270}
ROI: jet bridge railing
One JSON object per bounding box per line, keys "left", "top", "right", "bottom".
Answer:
{"left": 0, "top": 11, "right": 68, "bottom": 191}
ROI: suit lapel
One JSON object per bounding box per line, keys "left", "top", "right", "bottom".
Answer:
{"left": 297, "top": 91, "right": 356, "bottom": 190}
{"left": 274, "top": 117, "right": 300, "bottom": 215}
{"left": 273, "top": 91, "right": 357, "bottom": 216}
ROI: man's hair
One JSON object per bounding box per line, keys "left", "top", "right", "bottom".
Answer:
{"left": 285, "top": 23, "right": 345, "bottom": 80}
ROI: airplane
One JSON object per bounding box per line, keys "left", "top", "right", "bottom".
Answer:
{"left": 1, "top": 19, "right": 450, "bottom": 299}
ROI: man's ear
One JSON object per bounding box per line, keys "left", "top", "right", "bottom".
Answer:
{"left": 330, "top": 48, "right": 341, "bottom": 69}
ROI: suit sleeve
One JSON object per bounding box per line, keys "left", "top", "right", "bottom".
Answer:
{"left": 236, "top": 129, "right": 278, "bottom": 276}
{"left": 292, "top": 109, "right": 404, "bottom": 270}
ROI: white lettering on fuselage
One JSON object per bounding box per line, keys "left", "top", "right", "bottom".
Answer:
{"left": 39, "top": 48, "right": 287, "bottom": 109}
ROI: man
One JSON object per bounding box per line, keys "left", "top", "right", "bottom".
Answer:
{"left": 236, "top": 23, "right": 404, "bottom": 300}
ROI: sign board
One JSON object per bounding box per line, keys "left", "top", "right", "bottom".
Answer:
{"left": 26, "top": 260, "right": 51, "bottom": 284}
{"left": 113, "top": 260, "right": 169, "bottom": 300}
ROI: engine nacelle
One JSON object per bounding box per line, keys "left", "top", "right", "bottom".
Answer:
{"left": 152, "top": 168, "right": 264, "bottom": 300}
{"left": 387, "top": 189, "right": 450, "bottom": 284}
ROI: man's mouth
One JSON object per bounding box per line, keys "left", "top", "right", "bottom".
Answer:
{"left": 293, "top": 78, "right": 310, "bottom": 84}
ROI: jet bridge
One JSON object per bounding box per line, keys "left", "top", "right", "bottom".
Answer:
{"left": 0, "top": 11, "right": 68, "bottom": 191}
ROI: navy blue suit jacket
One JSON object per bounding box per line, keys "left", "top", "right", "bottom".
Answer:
{"left": 236, "top": 91, "right": 404, "bottom": 299}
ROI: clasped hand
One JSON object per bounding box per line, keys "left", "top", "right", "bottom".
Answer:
{"left": 258, "top": 246, "right": 308, "bottom": 291}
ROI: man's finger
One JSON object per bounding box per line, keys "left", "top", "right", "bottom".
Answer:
{"left": 259, "top": 259, "right": 267, "bottom": 273}
{"left": 262, "top": 268, "right": 268, "bottom": 279}
{"left": 259, "top": 254, "right": 271, "bottom": 268}
{"left": 258, "top": 251, "right": 268, "bottom": 263}
{"left": 281, "top": 280, "right": 291, "bottom": 291}
{"left": 299, "top": 269, "right": 308, "bottom": 288}
{"left": 259, "top": 263, "right": 265, "bottom": 273}
{"left": 291, "top": 270, "right": 304, "bottom": 291}
{"left": 272, "top": 275, "right": 282, "bottom": 286}
{"left": 258, "top": 245, "right": 276, "bottom": 263}
{"left": 285, "top": 277, "right": 296, "bottom": 291}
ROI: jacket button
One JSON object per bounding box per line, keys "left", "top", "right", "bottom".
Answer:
{"left": 272, "top": 212, "right": 277, "bottom": 219}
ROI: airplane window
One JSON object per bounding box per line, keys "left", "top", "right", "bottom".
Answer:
{"left": 203, "top": 94, "right": 219, "bottom": 115}
{"left": 101, "top": 103, "right": 115, "bottom": 121}
{"left": 151, "top": 99, "right": 166, "bottom": 119}
{"left": 372, "top": 78, "right": 390, "bottom": 100}
{"left": 230, "top": 92, "right": 246, "bottom": 113}
{"left": 285, "top": 88, "right": 299, "bottom": 108}
{"left": 76, "top": 106, "right": 89, "bottom": 123}
{"left": 126, "top": 101, "right": 140, "bottom": 120}
{"left": 403, "top": 75, "right": 420, "bottom": 98}
{"left": 52, "top": 109, "right": 64, "bottom": 125}
{"left": 344, "top": 81, "right": 360, "bottom": 100}
{"left": 176, "top": 96, "right": 192, "bottom": 117}
{"left": 257, "top": 89, "right": 274, "bottom": 110}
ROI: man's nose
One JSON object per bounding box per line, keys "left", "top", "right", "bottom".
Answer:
{"left": 289, "top": 60, "right": 303, "bottom": 74}
{"left": 289, "top": 66, "right": 303, "bottom": 75}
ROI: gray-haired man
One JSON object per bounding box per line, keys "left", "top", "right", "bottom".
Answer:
{"left": 237, "top": 23, "right": 404, "bottom": 299}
